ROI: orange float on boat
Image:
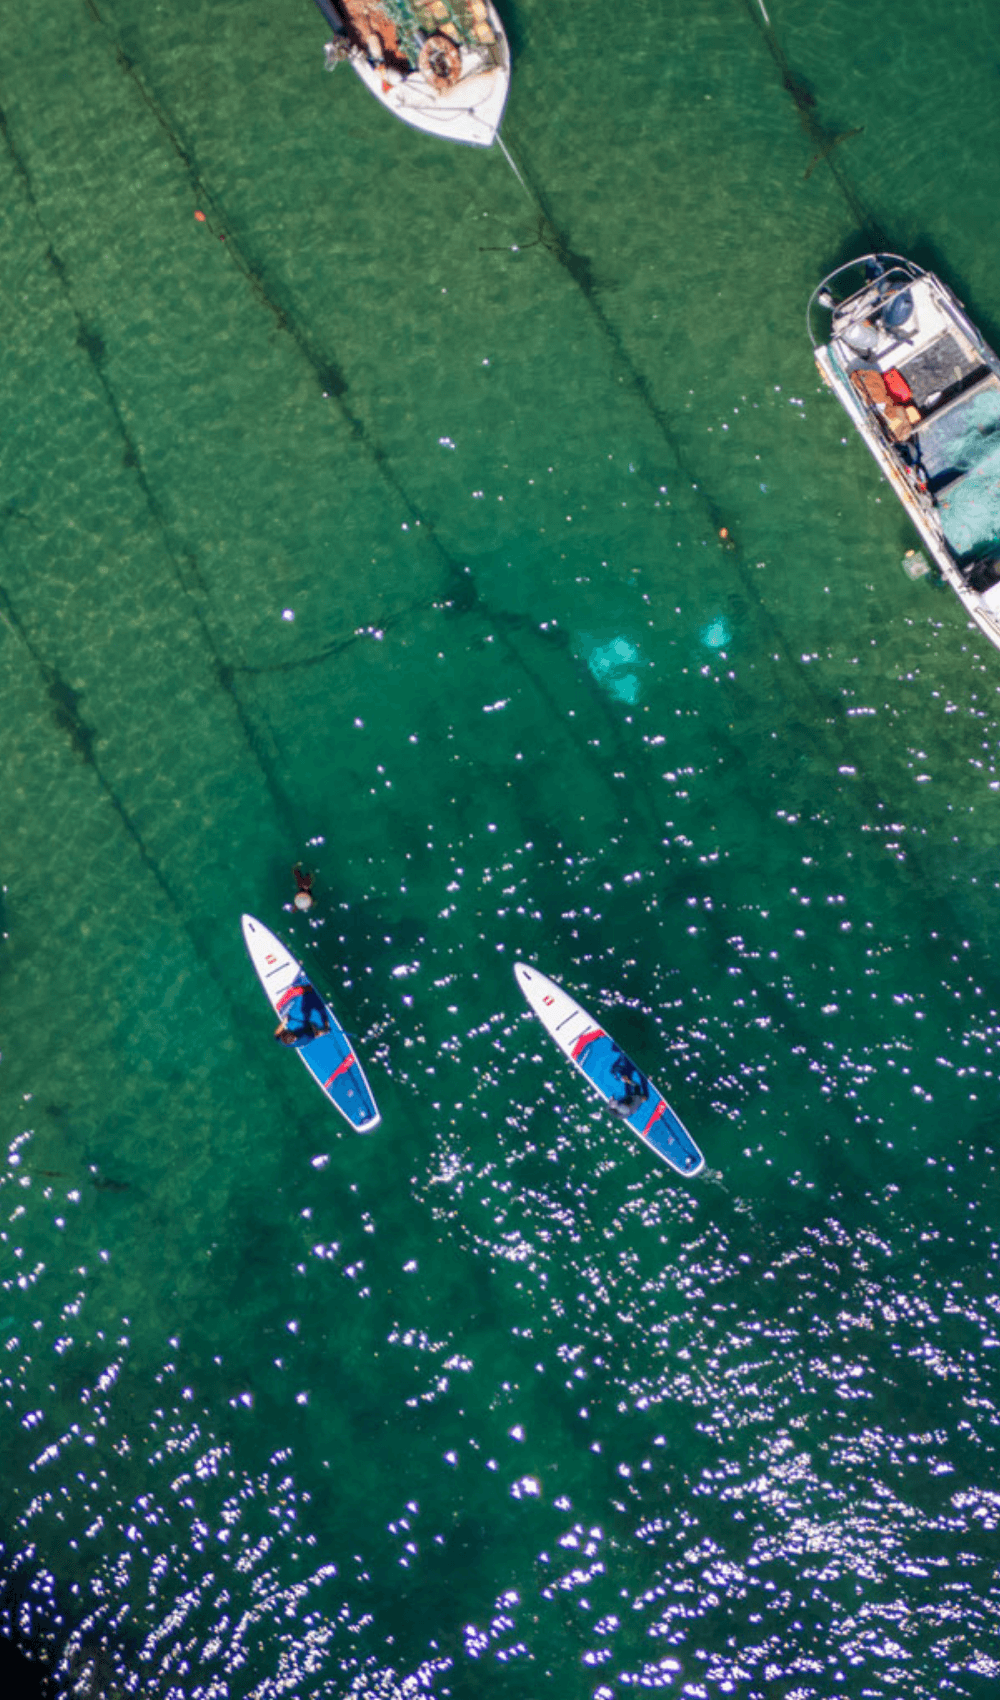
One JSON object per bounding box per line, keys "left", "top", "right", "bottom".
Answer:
{"left": 418, "top": 31, "right": 462, "bottom": 90}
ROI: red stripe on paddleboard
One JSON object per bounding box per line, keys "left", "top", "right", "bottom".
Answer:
{"left": 642, "top": 1099, "right": 668, "bottom": 1134}
{"left": 571, "top": 1027, "right": 604, "bottom": 1059}
{"left": 323, "top": 1054, "right": 356, "bottom": 1089}
{"left": 276, "top": 982, "right": 308, "bottom": 1012}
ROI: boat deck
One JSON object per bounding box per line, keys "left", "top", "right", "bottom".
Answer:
{"left": 811, "top": 254, "right": 1000, "bottom": 642}
{"left": 830, "top": 274, "right": 1000, "bottom": 564}
{"left": 319, "top": 0, "right": 509, "bottom": 146}
{"left": 898, "top": 332, "right": 985, "bottom": 411}
{"left": 835, "top": 279, "right": 982, "bottom": 398}
{"left": 333, "top": 0, "right": 498, "bottom": 71}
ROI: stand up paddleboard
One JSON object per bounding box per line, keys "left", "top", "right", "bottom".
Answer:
{"left": 514, "top": 963, "right": 703, "bottom": 1176}
{"left": 242, "top": 915, "right": 380, "bottom": 1132}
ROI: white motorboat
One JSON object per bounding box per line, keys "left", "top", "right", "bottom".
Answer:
{"left": 808, "top": 255, "right": 1000, "bottom": 653}
{"left": 312, "top": 0, "right": 509, "bottom": 147}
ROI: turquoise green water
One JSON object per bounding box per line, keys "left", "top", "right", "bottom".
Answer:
{"left": 3, "top": 0, "right": 1000, "bottom": 1693}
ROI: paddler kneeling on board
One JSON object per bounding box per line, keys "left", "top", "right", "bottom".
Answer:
{"left": 274, "top": 981, "right": 331, "bottom": 1048}
{"left": 608, "top": 1052, "right": 650, "bottom": 1119}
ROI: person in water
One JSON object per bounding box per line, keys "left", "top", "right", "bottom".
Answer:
{"left": 274, "top": 982, "right": 330, "bottom": 1047}
{"left": 293, "top": 864, "right": 315, "bottom": 912}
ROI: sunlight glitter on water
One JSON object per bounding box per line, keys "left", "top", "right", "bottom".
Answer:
{"left": 4, "top": 0, "right": 1000, "bottom": 1688}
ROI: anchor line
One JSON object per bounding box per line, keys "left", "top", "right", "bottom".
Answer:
{"left": 496, "top": 131, "right": 531, "bottom": 200}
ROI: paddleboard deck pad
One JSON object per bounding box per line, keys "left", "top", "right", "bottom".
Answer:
{"left": 242, "top": 914, "right": 380, "bottom": 1132}
{"left": 514, "top": 963, "right": 703, "bottom": 1176}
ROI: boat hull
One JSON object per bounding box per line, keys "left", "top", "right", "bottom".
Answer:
{"left": 325, "top": 0, "right": 510, "bottom": 146}
{"left": 809, "top": 256, "right": 1000, "bottom": 654}
{"left": 350, "top": 40, "right": 508, "bottom": 147}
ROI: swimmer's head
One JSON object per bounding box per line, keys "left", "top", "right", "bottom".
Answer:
{"left": 293, "top": 890, "right": 314, "bottom": 912}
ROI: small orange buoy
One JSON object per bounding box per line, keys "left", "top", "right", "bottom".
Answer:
{"left": 719, "top": 527, "right": 729, "bottom": 539}
{"left": 194, "top": 209, "right": 206, "bottom": 223}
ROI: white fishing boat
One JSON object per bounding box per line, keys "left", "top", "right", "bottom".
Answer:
{"left": 808, "top": 255, "right": 1000, "bottom": 653}
{"left": 312, "top": 0, "right": 509, "bottom": 147}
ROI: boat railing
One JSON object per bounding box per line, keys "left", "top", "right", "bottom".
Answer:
{"left": 806, "top": 254, "right": 925, "bottom": 349}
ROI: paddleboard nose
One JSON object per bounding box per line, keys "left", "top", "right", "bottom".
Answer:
{"left": 513, "top": 962, "right": 534, "bottom": 991}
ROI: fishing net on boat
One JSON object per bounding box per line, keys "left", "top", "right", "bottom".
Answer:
{"left": 936, "top": 443, "right": 1000, "bottom": 560}
{"left": 919, "top": 378, "right": 1000, "bottom": 560}
{"left": 340, "top": 0, "right": 496, "bottom": 70}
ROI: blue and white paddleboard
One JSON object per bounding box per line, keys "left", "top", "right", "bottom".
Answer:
{"left": 514, "top": 963, "right": 703, "bottom": 1176}
{"left": 242, "top": 914, "right": 380, "bottom": 1132}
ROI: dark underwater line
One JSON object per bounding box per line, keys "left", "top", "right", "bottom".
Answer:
{"left": 25, "top": 16, "right": 994, "bottom": 1036}
{"left": 0, "top": 574, "right": 182, "bottom": 912}
{"left": 4, "top": 38, "right": 650, "bottom": 975}
{"left": 0, "top": 566, "right": 311, "bottom": 1130}
{"left": 485, "top": 131, "right": 823, "bottom": 678}
{"left": 0, "top": 94, "right": 302, "bottom": 843}
{"left": 89, "top": 29, "right": 996, "bottom": 1026}
{"left": 482, "top": 138, "right": 997, "bottom": 1008}
{"left": 2, "top": 45, "right": 703, "bottom": 1046}
{"left": 736, "top": 0, "right": 883, "bottom": 241}
{"left": 81, "top": 6, "right": 700, "bottom": 837}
